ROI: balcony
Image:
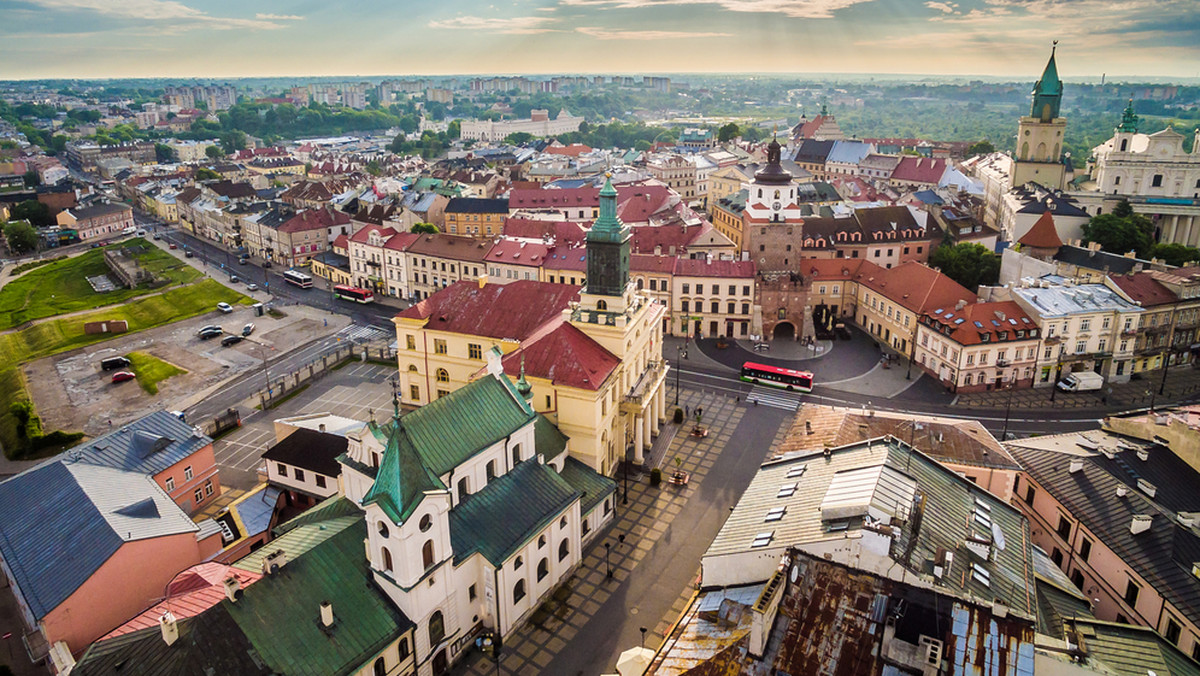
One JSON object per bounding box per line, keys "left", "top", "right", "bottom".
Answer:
{"left": 622, "top": 359, "right": 668, "bottom": 411}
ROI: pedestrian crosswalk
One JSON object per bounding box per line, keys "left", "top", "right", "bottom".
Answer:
{"left": 338, "top": 324, "right": 392, "bottom": 343}
{"left": 747, "top": 385, "right": 805, "bottom": 411}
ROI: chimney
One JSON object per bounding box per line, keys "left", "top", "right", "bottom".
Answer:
{"left": 1116, "top": 485, "right": 1129, "bottom": 498}
{"left": 223, "top": 576, "right": 241, "bottom": 602}
{"left": 320, "top": 601, "right": 335, "bottom": 628}
{"left": 955, "top": 299, "right": 967, "bottom": 311}
{"left": 478, "top": 274, "right": 488, "bottom": 288}
{"left": 318, "top": 423, "right": 326, "bottom": 433}
{"left": 160, "top": 611, "right": 179, "bottom": 646}
{"left": 262, "top": 548, "right": 287, "bottom": 574}
{"left": 1130, "top": 514, "right": 1152, "bottom": 535}
{"left": 1068, "top": 458, "right": 1084, "bottom": 474}
{"left": 1136, "top": 449, "right": 1149, "bottom": 461}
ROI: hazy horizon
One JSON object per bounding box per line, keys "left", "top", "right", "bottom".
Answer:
{"left": 2, "top": 0, "right": 1198, "bottom": 81}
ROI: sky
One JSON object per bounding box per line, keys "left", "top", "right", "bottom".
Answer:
{"left": 1, "top": 0, "right": 1198, "bottom": 80}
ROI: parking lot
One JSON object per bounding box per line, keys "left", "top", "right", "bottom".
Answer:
{"left": 23, "top": 303, "right": 350, "bottom": 438}
{"left": 214, "top": 362, "right": 395, "bottom": 489}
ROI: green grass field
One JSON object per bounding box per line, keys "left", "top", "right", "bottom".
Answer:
{"left": 0, "top": 279, "right": 252, "bottom": 367}
{"left": 0, "top": 368, "right": 28, "bottom": 458}
{"left": 0, "top": 239, "right": 202, "bottom": 330}
{"left": 127, "top": 351, "right": 187, "bottom": 395}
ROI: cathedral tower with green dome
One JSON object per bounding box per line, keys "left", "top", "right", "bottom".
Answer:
{"left": 1011, "top": 43, "right": 1069, "bottom": 191}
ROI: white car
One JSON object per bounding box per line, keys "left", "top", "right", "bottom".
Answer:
{"left": 247, "top": 283, "right": 258, "bottom": 291}
{"left": 217, "top": 302, "right": 234, "bottom": 313}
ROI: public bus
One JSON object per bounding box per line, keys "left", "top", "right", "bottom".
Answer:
{"left": 740, "top": 361, "right": 814, "bottom": 393}
{"left": 334, "top": 285, "right": 375, "bottom": 303}
{"left": 282, "top": 270, "right": 313, "bottom": 288}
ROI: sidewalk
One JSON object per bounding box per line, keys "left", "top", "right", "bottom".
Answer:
{"left": 954, "top": 366, "right": 1200, "bottom": 412}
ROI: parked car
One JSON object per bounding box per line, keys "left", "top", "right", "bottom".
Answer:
{"left": 168, "top": 243, "right": 177, "bottom": 250}
{"left": 217, "top": 302, "right": 234, "bottom": 313}
{"left": 246, "top": 283, "right": 258, "bottom": 291}
{"left": 135, "top": 230, "right": 146, "bottom": 237}
{"left": 197, "top": 325, "right": 221, "bottom": 335}
{"left": 184, "top": 250, "right": 194, "bottom": 258}
{"left": 100, "top": 356, "right": 131, "bottom": 371}
{"left": 111, "top": 371, "right": 136, "bottom": 383}
{"left": 229, "top": 276, "right": 240, "bottom": 284}
{"left": 1057, "top": 371, "right": 1104, "bottom": 392}
{"left": 242, "top": 323, "right": 255, "bottom": 336}
{"left": 238, "top": 257, "right": 248, "bottom": 265}
{"left": 221, "top": 334, "right": 243, "bottom": 347}
{"left": 199, "top": 327, "right": 223, "bottom": 340}
{"left": 152, "top": 233, "right": 161, "bottom": 240}
{"left": 262, "top": 260, "right": 273, "bottom": 269}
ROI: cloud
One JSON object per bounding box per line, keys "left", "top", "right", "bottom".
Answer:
{"left": 924, "top": 1, "right": 957, "bottom": 13}
{"left": 21, "top": 0, "right": 287, "bottom": 29}
{"left": 559, "top": 0, "right": 870, "bottom": 19}
{"left": 255, "top": 13, "right": 304, "bottom": 20}
{"left": 427, "top": 15, "right": 560, "bottom": 33}
{"left": 575, "top": 26, "right": 732, "bottom": 39}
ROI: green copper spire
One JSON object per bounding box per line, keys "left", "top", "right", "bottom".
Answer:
{"left": 515, "top": 356, "right": 532, "bottom": 401}
{"left": 1117, "top": 98, "right": 1139, "bottom": 133}
{"left": 585, "top": 173, "right": 631, "bottom": 297}
{"left": 1031, "top": 42, "right": 1063, "bottom": 122}
{"left": 590, "top": 174, "right": 623, "bottom": 237}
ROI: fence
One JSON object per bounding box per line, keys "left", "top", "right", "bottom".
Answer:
{"left": 250, "top": 340, "right": 397, "bottom": 411}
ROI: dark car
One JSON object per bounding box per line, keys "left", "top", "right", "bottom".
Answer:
{"left": 238, "top": 257, "right": 248, "bottom": 265}
{"left": 199, "top": 327, "right": 223, "bottom": 340}
{"left": 111, "top": 371, "right": 136, "bottom": 383}
{"left": 100, "top": 356, "right": 131, "bottom": 371}
{"left": 221, "top": 334, "right": 243, "bottom": 347}
{"left": 184, "top": 250, "right": 195, "bottom": 258}
{"left": 262, "top": 260, "right": 272, "bottom": 269}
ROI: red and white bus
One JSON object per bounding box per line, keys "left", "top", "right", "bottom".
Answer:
{"left": 740, "top": 361, "right": 814, "bottom": 392}
{"left": 334, "top": 285, "right": 375, "bottom": 303}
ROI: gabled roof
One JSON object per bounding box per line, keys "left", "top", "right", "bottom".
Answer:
{"left": 0, "top": 461, "right": 199, "bottom": 620}
{"left": 1018, "top": 210, "right": 1063, "bottom": 249}
{"left": 860, "top": 261, "right": 976, "bottom": 315}
{"left": 70, "top": 202, "right": 133, "bottom": 220}
{"left": 363, "top": 421, "right": 445, "bottom": 524}
{"left": 102, "top": 563, "right": 263, "bottom": 639}
{"left": 673, "top": 258, "right": 756, "bottom": 279}
{"left": 448, "top": 459, "right": 579, "bottom": 566}
{"left": 397, "top": 280, "right": 578, "bottom": 341}
{"left": 792, "top": 139, "right": 835, "bottom": 164}
{"left": 533, "top": 414, "right": 569, "bottom": 464}
{"left": 348, "top": 224, "right": 397, "bottom": 245}
{"left": 68, "top": 410, "right": 212, "bottom": 476}
{"left": 502, "top": 217, "right": 587, "bottom": 245}
{"left": 226, "top": 518, "right": 414, "bottom": 676}
{"left": 1065, "top": 618, "right": 1200, "bottom": 676}
{"left": 923, "top": 301, "right": 1039, "bottom": 347}
{"left": 406, "top": 233, "right": 493, "bottom": 261}
{"left": 445, "top": 197, "right": 509, "bottom": 214}
{"left": 500, "top": 323, "right": 619, "bottom": 391}
{"left": 262, "top": 428, "right": 348, "bottom": 476}
{"left": 277, "top": 207, "right": 351, "bottom": 234}
{"left": 484, "top": 239, "right": 550, "bottom": 267}
{"left": 1108, "top": 272, "right": 1178, "bottom": 307}
{"left": 558, "top": 456, "right": 615, "bottom": 515}
{"left": 891, "top": 156, "right": 947, "bottom": 184}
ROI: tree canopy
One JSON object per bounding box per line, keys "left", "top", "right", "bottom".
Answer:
{"left": 967, "top": 140, "right": 995, "bottom": 155}
{"left": 929, "top": 242, "right": 1000, "bottom": 292}
{"left": 4, "top": 221, "right": 39, "bottom": 254}
{"left": 717, "top": 122, "right": 740, "bottom": 143}
{"left": 9, "top": 200, "right": 53, "bottom": 227}
{"left": 411, "top": 223, "right": 439, "bottom": 234}
{"left": 1150, "top": 242, "right": 1200, "bottom": 267}
{"left": 1082, "top": 204, "right": 1154, "bottom": 258}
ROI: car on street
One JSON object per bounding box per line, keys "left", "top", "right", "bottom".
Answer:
{"left": 153, "top": 233, "right": 161, "bottom": 240}
{"left": 199, "top": 327, "right": 223, "bottom": 340}
{"left": 111, "top": 371, "right": 136, "bottom": 383}
{"left": 262, "top": 260, "right": 272, "bottom": 268}
{"left": 220, "top": 334, "right": 243, "bottom": 347}
{"left": 169, "top": 243, "right": 177, "bottom": 250}
{"left": 197, "top": 324, "right": 221, "bottom": 335}
{"left": 100, "top": 356, "right": 131, "bottom": 371}
{"left": 242, "top": 323, "right": 255, "bottom": 336}
{"left": 136, "top": 230, "right": 146, "bottom": 237}
{"left": 229, "top": 276, "right": 240, "bottom": 284}
{"left": 247, "top": 283, "right": 258, "bottom": 291}
{"left": 184, "top": 250, "right": 194, "bottom": 258}
{"left": 216, "top": 302, "right": 234, "bottom": 313}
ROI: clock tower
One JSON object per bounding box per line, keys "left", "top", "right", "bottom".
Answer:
{"left": 580, "top": 174, "right": 633, "bottom": 312}
{"left": 1011, "top": 43, "right": 1068, "bottom": 191}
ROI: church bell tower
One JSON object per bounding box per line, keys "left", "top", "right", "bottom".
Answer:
{"left": 1011, "top": 43, "right": 1068, "bottom": 191}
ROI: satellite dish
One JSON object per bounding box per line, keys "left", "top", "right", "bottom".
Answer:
{"left": 992, "top": 522, "right": 1007, "bottom": 551}
{"left": 790, "top": 565, "right": 799, "bottom": 583}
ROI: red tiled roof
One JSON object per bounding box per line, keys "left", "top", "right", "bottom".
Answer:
{"left": 277, "top": 208, "right": 352, "bottom": 233}
{"left": 397, "top": 280, "right": 579, "bottom": 341}
{"left": 543, "top": 143, "right": 593, "bottom": 157}
{"left": 891, "top": 156, "right": 947, "bottom": 184}
{"left": 384, "top": 232, "right": 420, "bottom": 251}
{"left": 502, "top": 217, "right": 587, "bottom": 245}
{"left": 923, "top": 301, "right": 1038, "bottom": 346}
{"left": 101, "top": 564, "right": 261, "bottom": 639}
{"left": 673, "top": 258, "right": 756, "bottom": 278}
{"left": 348, "top": 225, "right": 397, "bottom": 244}
{"left": 542, "top": 246, "right": 588, "bottom": 271}
{"left": 617, "top": 185, "right": 674, "bottom": 224}
{"left": 630, "top": 223, "right": 706, "bottom": 254}
{"left": 407, "top": 233, "right": 494, "bottom": 262}
{"left": 632, "top": 254, "right": 678, "bottom": 274}
{"left": 1109, "top": 272, "right": 1178, "bottom": 307}
{"left": 509, "top": 187, "right": 597, "bottom": 210}
{"left": 332, "top": 234, "right": 349, "bottom": 250}
{"left": 861, "top": 261, "right": 976, "bottom": 314}
{"left": 1017, "top": 211, "right": 1063, "bottom": 249}
{"left": 484, "top": 240, "right": 550, "bottom": 267}
{"left": 501, "top": 323, "right": 618, "bottom": 390}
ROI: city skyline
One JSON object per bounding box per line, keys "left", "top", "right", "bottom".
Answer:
{"left": 1, "top": 0, "right": 1198, "bottom": 80}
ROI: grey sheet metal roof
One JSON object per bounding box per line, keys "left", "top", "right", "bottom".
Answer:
{"left": 68, "top": 410, "right": 212, "bottom": 476}
{"left": 0, "top": 461, "right": 199, "bottom": 621}
{"left": 704, "top": 436, "right": 1035, "bottom": 614}
{"left": 1013, "top": 281, "right": 1141, "bottom": 318}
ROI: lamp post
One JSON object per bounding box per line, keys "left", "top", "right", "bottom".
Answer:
{"left": 605, "top": 542, "right": 612, "bottom": 579}
{"left": 674, "top": 344, "right": 685, "bottom": 405}
{"left": 1158, "top": 347, "right": 1171, "bottom": 396}
{"left": 1001, "top": 374, "right": 1015, "bottom": 442}
{"left": 622, "top": 447, "right": 629, "bottom": 506}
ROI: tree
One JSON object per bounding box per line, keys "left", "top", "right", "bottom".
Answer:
{"left": 447, "top": 119, "right": 461, "bottom": 140}
{"left": 928, "top": 243, "right": 1000, "bottom": 291}
{"left": 1150, "top": 242, "right": 1200, "bottom": 267}
{"left": 504, "top": 132, "right": 534, "bottom": 145}
{"left": 1082, "top": 213, "right": 1153, "bottom": 258}
{"left": 218, "top": 130, "right": 246, "bottom": 154}
{"left": 10, "top": 200, "right": 53, "bottom": 227}
{"left": 4, "top": 221, "right": 39, "bottom": 254}
{"left": 717, "top": 122, "right": 740, "bottom": 143}
{"left": 365, "top": 159, "right": 382, "bottom": 176}
{"left": 23, "top": 170, "right": 40, "bottom": 188}
{"left": 205, "top": 145, "right": 224, "bottom": 160}
{"left": 154, "top": 143, "right": 177, "bottom": 163}
{"left": 195, "top": 167, "right": 221, "bottom": 180}
{"left": 1112, "top": 199, "right": 1134, "bottom": 218}
{"left": 967, "top": 140, "right": 995, "bottom": 155}
{"left": 398, "top": 114, "right": 419, "bottom": 133}
{"left": 411, "top": 223, "right": 438, "bottom": 234}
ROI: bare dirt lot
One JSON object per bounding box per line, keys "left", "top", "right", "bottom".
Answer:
{"left": 24, "top": 305, "right": 336, "bottom": 437}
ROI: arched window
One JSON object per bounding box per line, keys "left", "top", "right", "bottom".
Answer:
{"left": 398, "top": 637, "right": 410, "bottom": 659}
{"left": 1035, "top": 142, "right": 1047, "bottom": 161}
{"left": 636, "top": 278, "right": 643, "bottom": 289}
{"left": 558, "top": 539, "right": 569, "bottom": 562}
{"left": 512, "top": 444, "right": 521, "bottom": 465}
{"left": 1120, "top": 138, "right": 1128, "bottom": 152}
{"left": 374, "top": 657, "right": 387, "bottom": 676}
{"left": 597, "top": 299, "right": 607, "bottom": 311}
{"left": 429, "top": 610, "right": 445, "bottom": 646}
{"left": 422, "top": 540, "right": 435, "bottom": 570}
{"left": 436, "top": 368, "right": 449, "bottom": 383}
{"left": 1020, "top": 141, "right": 1029, "bottom": 160}
{"left": 408, "top": 364, "right": 418, "bottom": 372}
{"left": 457, "top": 477, "right": 470, "bottom": 502}
{"left": 537, "top": 558, "right": 549, "bottom": 581}
{"left": 382, "top": 547, "right": 393, "bottom": 572}
{"left": 514, "top": 556, "right": 523, "bottom": 570}
{"left": 513, "top": 579, "right": 526, "bottom": 603}
{"left": 377, "top": 521, "right": 389, "bottom": 538}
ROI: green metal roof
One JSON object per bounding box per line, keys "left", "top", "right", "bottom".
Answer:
{"left": 558, "top": 456, "right": 615, "bottom": 516}
{"left": 273, "top": 495, "right": 361, "bottom": 536}
{"left": 362, "top": 422, "right": 446, "bottom": 524}
{"left": 1117, "top": 98, "right": 1139, "bottom": 133}
{"left": 1070, "top": 619, "right": 1200, "bottom": 676}
{"left": 448, "top": 459, "right": 579, "bottom": 566}
{"left": 587, "top": 175, "right": 628, "bottom": 242}
{"left": 1031, "top": 44, "right": 1063, "bottom": 121}
{"left": 534, "top": 414, "right": 569, "bottom": 463}
{"left": 234, "top": 515, "right": 361, "bottom": 573}
{"left": 226, "top": 517, "right": 413, "bottom": 676}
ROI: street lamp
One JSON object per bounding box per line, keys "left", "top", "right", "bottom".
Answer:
{"left": 622, "top": 446, "right": 629, "bottom": 506}
{"left": 605, "top": 542, "right": 612, "bottom": 579}
{"left": 674, "top": 344, "right": 686, "bottom": 406}
{"left": 1001, "top": 374, "right": 1015, "bottom": 442}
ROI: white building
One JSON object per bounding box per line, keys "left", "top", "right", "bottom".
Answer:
{"left": 458, "top": 109, "right": 584, "bottom": 143}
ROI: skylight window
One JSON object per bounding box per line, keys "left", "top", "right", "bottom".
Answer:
{"left": 971, "top": 563, "right": 991, "bottom": 587}
{"left": 786, "top": 464, "right": 807, "bottom": 478}
{"left": 777, "top": 483, "right": 797, "bottom": 498}
{"left": 765, "top": 507, "right": 787, "bottom": 522}
{"left": 751, "top": 531, "right": 774, "bottom": 548}
{"left": 974, "top": 321, "right": 984, "bottom": 328}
